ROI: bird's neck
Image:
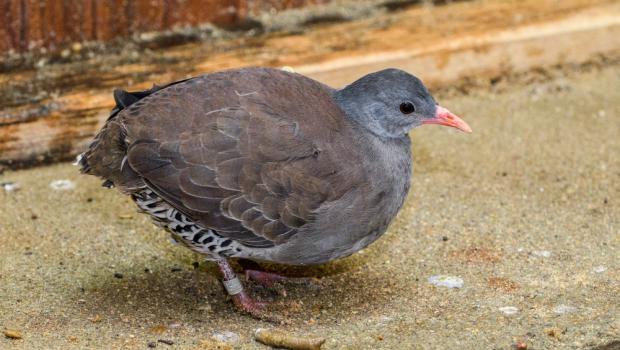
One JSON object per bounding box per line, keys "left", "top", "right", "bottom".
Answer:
{"left": 359, "top": 130, "right": 413, "bottom": 195}
{"left": 332, "top": 88, "right": 413, "bottom": 202}
{"left": 358, "top": 132, "right": 413, "bottom": 237}
{"left": 332, "top": 90, "right": 410, "bottom": 139}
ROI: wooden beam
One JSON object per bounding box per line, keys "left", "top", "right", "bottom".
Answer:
{"left": 1, "top": 0, "right": 619, "bottom": 168}
{"left": 0, "top": 0, "right": 329, "bottom": 54}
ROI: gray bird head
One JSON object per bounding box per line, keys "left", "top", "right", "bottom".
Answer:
{"left": 333, "top": 68, "right": 471, "bottom": 138}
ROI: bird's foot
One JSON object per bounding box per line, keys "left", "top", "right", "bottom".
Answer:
{"left": 245, "top": 269, "right": 287, "bottom": 287}
{"left": 230, "top": 291, "right": 279, "bottom": 322}
{"left": 238, "top": 259, "right": 321, "bottom": 290}
{"left": 245, "top": 269, "right": 322, "bottom": 295}
{"left": 216, "top": 258, "right": 283, "bottom": 322}
{"left": 231, "top": 291, "right": 266, "bottom": 312}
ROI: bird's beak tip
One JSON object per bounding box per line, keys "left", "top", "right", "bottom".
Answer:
{"left": 423, "top": 105, "right": 472, "bottom": 133}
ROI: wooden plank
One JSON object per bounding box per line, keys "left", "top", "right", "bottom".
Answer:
{"left": 298, "top": 13, "right": 620, "bottom": 88}
{"left": 0, "top": 0, "right": 22, "bottom": 52}
{"left": 0, "top": 0, "right": 326, "bottom": 54}
{"left": 1, "top": 0, "right": 619, "bottom": 168}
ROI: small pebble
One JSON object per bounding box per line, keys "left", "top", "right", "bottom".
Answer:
{"left": 554, "top": 304, "right": 577, "bottom": 314}
{"left": 532, "top": 250, "right": 551, "bottom": 258}
{"left": 545, "top": 327, "right": 562, "bottom": 339}
{"left": 147, "top": 341, "right": 157, "bottom": 348}
{"left": 1, "top": 182, "right": 20, "bottom": 192}
{"left": 212, "top": 331, "right": 240, "bottom": 343}
{"left": 514, "top": 340, "right": 528, "bottom": 349}
{"left": 428, "top": 275, "right": 464, "bottom": 288}
{"left": 49, "top": 179, "right": 75, "bottom": 190}
{"left": 150, "top": 325, "right": 167, "bottom": 334}
{"left": 88, "top": 315, "right": 102, "bottom": 323}
{"left": 498, "top": 306, "right": 519, "bottom": 315}
{"left": 114, "top": 273, "right": 124, "bottom": 279}
{"left": 592, "top": 266, "right": 607, "bottom": 273}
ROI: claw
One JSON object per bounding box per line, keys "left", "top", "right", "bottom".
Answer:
{"left": 230, "top": 291, "right": 281, "bottom": 322}
{"left": 231, "top": 291, "right": 265, "bottom": 311}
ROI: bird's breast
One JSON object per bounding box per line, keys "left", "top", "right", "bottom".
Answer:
{"left": 253, "top": 135, "right": 413, "bottom": 265}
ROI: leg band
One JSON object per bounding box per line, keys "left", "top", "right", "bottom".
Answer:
{"left": 222, "top": 276, "right": 243, "bottom": 296}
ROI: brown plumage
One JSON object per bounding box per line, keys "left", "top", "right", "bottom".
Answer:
{"left": 83, "top": 68, "right": 364, "bottom": 251}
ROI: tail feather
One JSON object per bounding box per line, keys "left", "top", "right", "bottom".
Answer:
{"left": 79, "top": 85, "right": 164, "bottom": 190}
{"left": 80, "top": 79, "right": 192, "bottom": 192}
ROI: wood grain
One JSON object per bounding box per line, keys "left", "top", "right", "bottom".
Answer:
{"left": 0, "top": 0, "right": 327, "bottom": 54}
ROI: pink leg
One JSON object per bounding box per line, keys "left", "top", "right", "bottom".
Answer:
{"left": 215, "top": 259, "right": 271, "bottom": 319}
{"left": 245, "top": 269, "right": 287, "bottom": 287}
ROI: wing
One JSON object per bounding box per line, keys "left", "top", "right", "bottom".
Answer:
{"left": 121, "top": 70, "right": 360, "bottom": 248}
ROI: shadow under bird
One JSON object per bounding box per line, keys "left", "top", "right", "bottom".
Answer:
{"left": 80, "top": 67, "right": 471, "bottom": 318}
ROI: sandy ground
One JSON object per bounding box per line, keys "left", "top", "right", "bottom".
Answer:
{"left": 1, "top": 63, "right": 619, "bottom": 349}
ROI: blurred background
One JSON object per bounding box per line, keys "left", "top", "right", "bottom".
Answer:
{"left": 1, "top": 1, "right": 619, "bottom": 349}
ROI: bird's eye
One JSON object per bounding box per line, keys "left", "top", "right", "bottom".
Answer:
{"left": 399, "top": 101, "right": 415, "bottom": 114}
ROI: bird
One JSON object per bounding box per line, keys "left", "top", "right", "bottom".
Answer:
{"left": 79, "top": 67, "right": 471, "bottom": 318}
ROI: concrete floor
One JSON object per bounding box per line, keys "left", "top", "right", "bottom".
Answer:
{"left": 1, "top": 64, "right": 619, "bottom": 349}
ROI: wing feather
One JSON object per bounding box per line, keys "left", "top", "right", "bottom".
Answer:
{"left": 120, "top": 68, "right": 361, "bottom": 248}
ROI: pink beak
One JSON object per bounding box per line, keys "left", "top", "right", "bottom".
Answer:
{"left": 422, "top": 105, "right": 472, "bottom": 133}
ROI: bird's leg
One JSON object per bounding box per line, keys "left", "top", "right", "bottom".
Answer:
{"left": 236, "top": 259, "right": 287, "bottom": 288}
{"left": 215, "top": 258, "right": 268, "bottom": 318}
{"left": 237, "top": 259, "right": 321, "bottom": 291}
{"left": 245, "top": 269, "right": 288, "bottom": 287}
